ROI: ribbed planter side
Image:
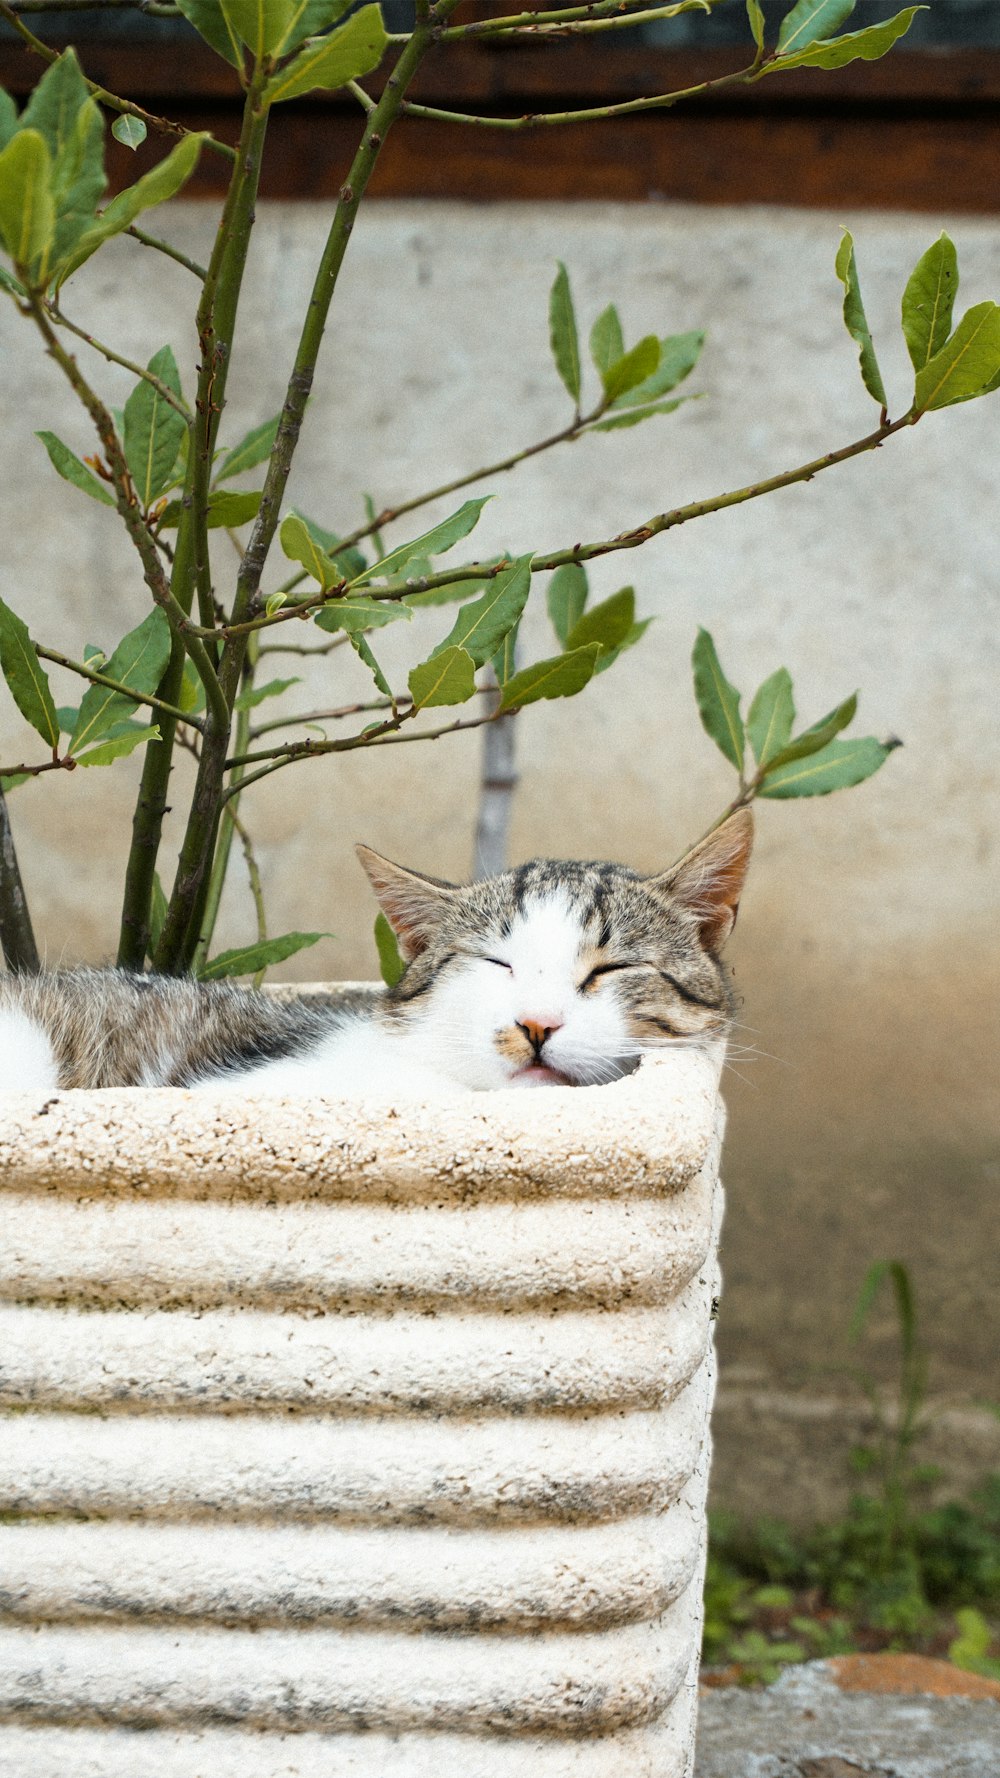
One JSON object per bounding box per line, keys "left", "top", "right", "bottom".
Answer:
{"left": 0, "top": 1039, "right": 724, "bottom": 1778}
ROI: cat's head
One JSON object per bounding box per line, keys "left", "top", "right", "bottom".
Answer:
{"left": 357, "top": 809, "right": 752, "bottom": 1091}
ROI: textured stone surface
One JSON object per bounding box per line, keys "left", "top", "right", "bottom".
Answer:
{"left": 695, "top": 1658, "right": 1000, "bottom": 1778}
{"left": 0, "top": 1044, "right": 721, "bottom": 1775}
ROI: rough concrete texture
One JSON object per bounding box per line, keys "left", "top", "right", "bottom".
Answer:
{"left": 695, "top": 1658, "right": 1000, "bottom": 1777}
{"left": 1, "top": 200, "right": 997, "bottom": 1507}
{"left": 0, "top": 1048, "right": 720, "bottom": 1775}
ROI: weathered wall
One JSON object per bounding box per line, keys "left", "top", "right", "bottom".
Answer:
{"left": 1, "top": 201, "right": 997, "bottom": 1514}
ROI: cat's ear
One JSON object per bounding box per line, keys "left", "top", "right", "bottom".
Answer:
{"left": 355, "top": 844, "right": 460, "bottom": 960}
{"left": 647, "top": 808, "right": 753, "bottom": 954}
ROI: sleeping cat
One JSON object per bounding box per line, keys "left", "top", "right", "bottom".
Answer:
{"left": 0, "top": 809, "right": 751, "bottom": 1096}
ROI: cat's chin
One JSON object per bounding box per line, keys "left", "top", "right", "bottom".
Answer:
{"left": 506, "top": 1064, "right": 574, "bottom": 1089}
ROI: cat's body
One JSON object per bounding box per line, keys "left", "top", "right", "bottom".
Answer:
{"left": 0, "top": 812, "right": 752, "bottom": 1096}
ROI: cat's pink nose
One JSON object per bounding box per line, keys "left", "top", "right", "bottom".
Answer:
{"left": 517, "top": 1017, "right": 563, "bottom": 1051}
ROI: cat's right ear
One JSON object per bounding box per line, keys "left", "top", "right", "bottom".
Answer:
{"left": 355, "top": 845, "right": 459, "bottom": 960}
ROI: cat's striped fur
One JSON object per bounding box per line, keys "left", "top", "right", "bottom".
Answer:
{"left": 0, "top": 810, "right": 752, "bottom": 1095}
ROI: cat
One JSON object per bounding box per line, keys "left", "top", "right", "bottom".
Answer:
{"left": 0, "top": 808, "right": 752, "bottom": 1097}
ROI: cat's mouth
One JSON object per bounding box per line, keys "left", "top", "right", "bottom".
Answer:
{"left": 508, "top": 1063, "right": 574, "bottom": 1089}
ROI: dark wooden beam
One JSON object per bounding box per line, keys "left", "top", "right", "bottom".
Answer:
{"left": 1, "top": 37, "right": 997, "bottom": 210}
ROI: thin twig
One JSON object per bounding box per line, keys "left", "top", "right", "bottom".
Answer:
{"left": 126, "top": 226, "right": 208, "bottom": 282}
{"left": 229, "top": 708, "right": 502, "bottom": 797}
{"left": 36, "top": 643, "right": 204, "bottom": 728}
{"left": 47, "top": 305, "right": 192, "bottom": 418}
{"left": 257, "top": 634, "right": 351, "bottom": 658}
{"left": 442, "top": 0, "right": 717, "bottom": 38}
{"left": 198, "top": 410, "right": 915, "bottom": 641}
{"left": 0, "top": 3, "right": 236, "bottom": 162}
{"left": 402, "top": 63, "right": 759, "bottom": 128}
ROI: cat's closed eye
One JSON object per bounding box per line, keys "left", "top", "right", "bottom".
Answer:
{"left": 579, "top": 960, "right": 647, "bottom": 991}
{"left": 482, "top": 956, "right": 513, "bottom": 973}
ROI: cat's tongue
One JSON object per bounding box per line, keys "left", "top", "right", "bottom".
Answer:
{"left": 508, "top": 1064, "right": 571, "bottom": 1089}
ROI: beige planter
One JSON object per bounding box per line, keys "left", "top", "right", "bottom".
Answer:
{"left": 0, "top": 1022, "right": 723, "bottom": 1778}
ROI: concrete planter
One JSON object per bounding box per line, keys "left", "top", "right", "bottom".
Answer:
{"left": 0, "top": 1021, "right": 724, "bottom": 1778}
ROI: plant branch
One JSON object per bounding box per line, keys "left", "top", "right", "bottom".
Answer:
{"left": 249, "top": 695, "right": 399, "bottom": 738}
{"left": 440, "top": 0, "right": 713, "bottom": 35}
{"left": 402, "top": 63, "right": 759, "bottom": 129}
{"left": 206, "top": 410, "right": 915, "bottom": 640}
{"left": 442, "top": 0, "right": 718, "bottom": 39}
{"left": 152, "top": 81, "right": 274, "bottom": 972}
{"left": 46, "top": 304, "right": 192, "bottom": 417}
{"left": 228, "top": 707, "right": 501, "bottom": 797}
{"left": 0, "top": 756, "right": 74, "bottom": 780}
{"left": 0, "top": 3, "right": 236, "bottom": 162}
{"left": 26, "top": 290, "right": 227, "bottom": 731}
{"left": 0, "top": 783, "right": 40, "bottom": 973}
{"left": 126, "top": 226, "right": 207, "bottom": 281}
{"left": 333, "top": 397, "right": 607, "bottom": 556}
{"left": 35, "top": 643, "right": 204, "bottom": 727}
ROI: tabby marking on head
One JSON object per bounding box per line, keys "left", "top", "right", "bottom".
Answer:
{"left": 0, "top": 810, "right": 752, "bottom": 1095}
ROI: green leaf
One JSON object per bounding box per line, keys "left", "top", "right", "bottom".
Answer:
{"left": 0, "top": 90, "right": 17, "bottom": 152}
{"left": 767, "top": 7, "right": 922, "bottom": 71}
{"left": 295, "top": 512, "right": 366, "bottom": 578}
{"left": 0, "top": 774, "right": 29, "bottom": 793}
{"left": 403, "top": 562, "right": 504, "bottom": 608}
{"left": 315, "top": 594, "right": 412, "bottom": 635}
{"left": 0, "top": 597, "right": 59, "bottom": 748}
{"left": 601, "top": 335, "right": 660, "bottom": 404}
{"left": 777, "top": 0, "right": 854, "bottom": 55}
{"left": 498, "top": 645, "right": 600, "bottom": 712}
{"left": 280, "top": 511, "right": 341, "bottom": 587}
{"left": 408, "top": 645, "right": 476, "bottom": 709}
{"left": 350, "top": 631, "right": 393, "bottom": 700}
{"left": 835, "top": 230, "right": 887, "bottom": 409}
{"left": 220, "top": 0, "right": 295, "bottom": 59}
{"left": 746, "top": 0, "right": 765, "bottom": 49}
{"left": 75, "top": 723, "right": 159, "bottom": 767}
{"left": 746, "top": 667, "right": 795, "bottom": 770}
{"left": 112, "top": 115, "right": 147, "bottom": 151}
{"left": 761, "top": 692, "right": 857, "bottom": 772}
{"left": 374, "top": 910, "right": 404, "bottom": 988}
{"left": 0, "top": 264, "right": 25, "bottom": 298}
{"left": 233, "top": 675, "right": 299, "bottom": 711}
{"left": 199, "top": 930, "right": 327, "bottom": 981}
{"left": 57, "top": 132, "right": 208, "bottom": 285}
{"left": 36, "top": 430, "right": 115, "bottom": 506}
{"left": 0, "top": 129, "right": 54, "bottom": 273}
{"left": 593, "top": 616, "right": 651, "bottom": 675}
{"left": 433, "top": 554, "right": 532, "bottom": 669}
{"left": 912, "top": 301, "right": 1000, "bottom": 413}
{"left": 148, "top": 869, "right": 168, "bottom": 957}
{"left": 265, "top": 592, "right": 287, "bottom": 618}
{"left": 263, "top": 6, "right": 389, "bottom": 104}
{"left": 491, "top": 619, "right": 520, "bottom": 685}
{"left": 591, "top": 397, "right": 690, "bottom": 432}
{"left": 549, "top": 261, "right": 581, "bottom": 406}
{"left": 69, "top": 608, "right": 171, "bottom": 754}
{"left": 691, "top": 628, "right": 744, "bottom": 772}
{"left": 277, "top": 0, "right": 354, "bottom": 56}
{"left": 611, "top": 329, "right": 704, "bottom": 407}
{"left": 160, "top": 488, "right": 261, "bottom": 530}
{"left": 179, "top": 658, "right": 206, "bottom": 714}
{"left": 759, "top": 734, "right": 894, "bottom": 797}
{"left": 174, "top": 0, "right": 245, "bottom": 66}
{"left": 359, "top": 497, "right": 492, "bottom": 584}
{"left": 122, "top": 347, "right": 187, "bottom": 508}
{"left": 21, "top": 52, "right": 105, "bottom": 270}
{"left": 216, "top": 415, "right": 280, "bottom": 481}
{"left": 565, "top": 585, "right": 634, "bottom": 656}
{"left": 547, "top": 561, "right": 588, "bottom": 647}
{"left": 589, "top": 304, "right": 624, "bottom": 380}
{"left": 902, "top": 234, "right": 958, "bottom": 374}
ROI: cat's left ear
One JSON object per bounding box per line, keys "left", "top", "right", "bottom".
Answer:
{"left": 356, "top": 844, "right": 460, "bottom": 960}
{"left": 646, "top": 807, "right": 753, "bottom": 954}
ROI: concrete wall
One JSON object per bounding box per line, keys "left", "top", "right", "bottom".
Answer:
{"left": 1, "top": 200, "right": 998, "bottom": 1515}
